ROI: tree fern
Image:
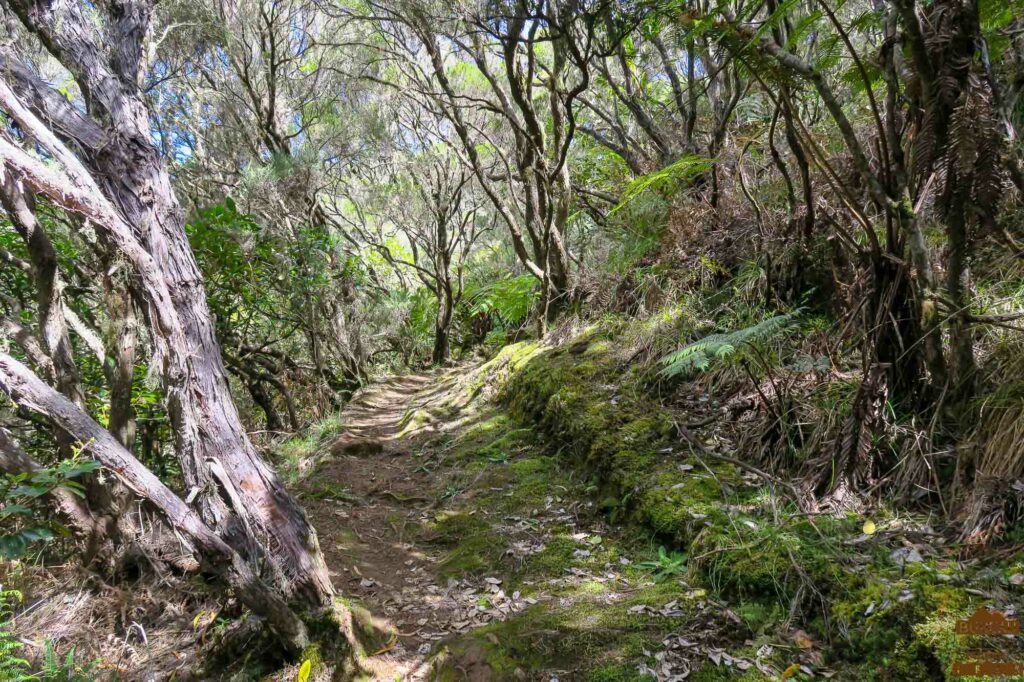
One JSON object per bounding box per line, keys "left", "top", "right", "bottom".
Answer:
{"left": 659, "top": 309, "right": 804, "bottom": 378}
{"left": 611, "top": 155, "right": 715, "bottom": 215}
{"left": 466, "top": 275, "right": 538, "bottom": 326}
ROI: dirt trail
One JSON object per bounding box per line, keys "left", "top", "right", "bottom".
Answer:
{"left": 296, "top": 363, "right": 662, "bottom": 680}
{"left": 298, "top": 368, "right": 475, "bottom": 678}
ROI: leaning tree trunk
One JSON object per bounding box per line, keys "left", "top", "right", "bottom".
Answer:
{"left": 103, "top": 117, "right": 333, "bottom": 607}
{"left": 0, "top": 354, "right": 311, "bottom": 651}
{"left": 1, "top": 2, "right": 334, "bottom": 610}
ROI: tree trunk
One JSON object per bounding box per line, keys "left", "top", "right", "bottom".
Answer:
{"left": 249, "top": 379, "right": 285, "bottom": 432}
{"left": 328, "top": 276, "right": 368, "bottom": 395}
{"left": 0, "top": 179, "right": 84, "bottom": 407}
{"left": 432, "top": 284, "right": 453, "bottom": 365}
{"left": 0, "top": 6, "right": 334, "bottom": 609}
{"left": 0, "top": 353, "right": 312, "bottom": 652}
{"left": 102, "top": 279, "right": 138, "bottom": 451}
{"left": 0, "top": 178, "right": 122, "bottom": 553}
{"left": 944, "top": 174, "right": 977, "bottom": 400}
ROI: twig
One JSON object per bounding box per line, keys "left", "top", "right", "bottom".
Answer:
{"left": 674, "top": 422, "right": 805, "bottom": 505}
{"left": 685, "top": 413, "right": 721, "bottom": 429}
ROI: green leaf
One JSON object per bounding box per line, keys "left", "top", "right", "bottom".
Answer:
{"left": 20, "top": 528, "right": 54, "bottom": 542}
{"left": 0, "top": 504, "right": 32, "bottom": 518}
{"left": 9, "top": 484, "right": 49, "bottom": 498}
{"left": 59, "top": 460, "right": 101, "bottom": 478}
{"left": 612, "top": 155, "right": 715, "bottom": 215}
{"left": 0, "top": 535, "right": 27, "bottom": 559}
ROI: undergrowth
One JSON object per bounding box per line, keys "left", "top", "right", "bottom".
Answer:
{"left": 0, "top": 589, "right": 96, "bottom": 682}
{"left": 422, "top": 312, "right": 1021, "bottom": 680}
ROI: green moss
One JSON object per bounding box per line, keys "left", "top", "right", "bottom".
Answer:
{"left": 826, "top": 567, "right": 977, "bottom": 680}
{"left": 584, "top": 340, "right": 614, "bottom": 356}
{"left": 690, "top": 515, "right": 845, "bottom": 601}
{"left": 586, "top": 663, "right": 649, "bottom": 681}
{"left": 734, "top": 600, "right": 784, "bottom": 636}
{"left": 426, "top": 511, "right": 490, "bottom": 545}
{"left": 417, "top": 317, "right": 996, "bottom": 680}
{"left": 438, "top": 535, "right": 499, "bottom": 576}
{"left": 298, "top": 643, "right": 324, "bottom": 675}
{"left": 431, "top": 590, "right": 695, "bottom": 680}
{"left": 499, "top": 337, "right": 709, "bottom": 550}
{"left": 454, "top": 341, "right": 544, "bottom": 403}
{"left": 633, "top": 462, "right": 736, "bottom": 544}
{"left": 396, "top": 407, "right": 436, "bottom": 437}
{"left": 521, "top": 535, "right": 577, "bottom": 577}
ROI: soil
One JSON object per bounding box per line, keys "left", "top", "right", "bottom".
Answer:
{"left": 298, "top": 369, "right": 478, "bottom": 678}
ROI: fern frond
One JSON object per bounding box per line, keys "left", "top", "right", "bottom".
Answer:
{"left": 659, "top": 309, "right": 804, "bottom": 378}
{"left": 612, "top": 155, "right": 715, "bottom": 215}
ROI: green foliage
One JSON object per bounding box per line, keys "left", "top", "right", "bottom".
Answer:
{"left": 979, "top": 0, "right": 1024, "bottom": 61}
{"left": 0, "top": 455, "right": 99, "bottom": 559}
{"left": 405, "top": 288, "right": 438, "bottom": 350}
{"left": 0, "top": 229, "right": 33, "bottom": 309}
{"left": 659, "top": 309, "right": 803, "bottom": 378}
{"left": 187, "top": 197, "right": 358, "bottom": 336}
{"left": 636, "top": 546, "right": 687, "bottom": 582}
{"left": 465, "top": 275, "right": 538, "bottom": 327}
{"left": 187, "top": 200, "right": 280, "bottom": 324}
{"left": 0, "top": 590, "right": 29, "bottom": 680}
{"left": 38, "top": 641, "right": 98, "bottom": 682}
{"left": 612, "top": 155, "right": 714, "bottom": 214}
{"left": 599, "top": 194, "right": 668, "bottom": 273}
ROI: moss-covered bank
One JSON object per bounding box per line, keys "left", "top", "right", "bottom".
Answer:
{"left": 427, "top": 327, "right": 1021, "bottom": 680}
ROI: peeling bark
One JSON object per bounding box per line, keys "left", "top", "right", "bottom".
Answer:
{"left": 0, "top": 2, "right": 333, "bottom": 610}
{"left": 0, "top": 352, "right": 311, "bottom": 652}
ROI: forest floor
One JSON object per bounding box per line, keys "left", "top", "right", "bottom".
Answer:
{"left": 287, "top": 356, "right": 780, "bottom": 681}
{"left": 281, "top": 336, "right": 1024, "bottom": 682}
{"left": 291, "top": 363, "right": 650, "bottom": 680}
{"left": 296, "top": 369, "right": 475, "bottom": 679}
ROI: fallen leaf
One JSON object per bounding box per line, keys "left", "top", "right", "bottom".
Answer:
{"left": 782, "top": 663, "right": 802, "bottom": 679}
{"left": 890, "top": 546, "right": 923, "bottom": 566}
{"left": 370, "top": 633, "right": 398, "bottom": 656}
